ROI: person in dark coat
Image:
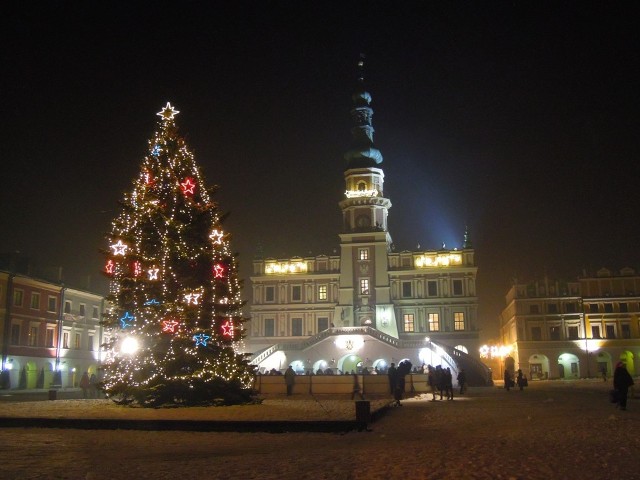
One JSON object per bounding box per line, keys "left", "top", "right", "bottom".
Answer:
{"left": 284, "top": 365, "right": 296, "bottom": 396}
{"left": 613, "top": 361, "right": 634, "bottom": 411}
{"left": 516, "top": 369, "right": 526, "bottom": 391}
{"left": 504, "top": 370, "right": 512, "bottom": 391}
{"left": 79, "top": 372, "right": 90, "bottom": 399}
{"left": 388, "top": 363, "right": 397, "bottom": 395}
{"left": 444, "top": 367, "right": 453, "bottom": 400}
{"left": 393, "top": 360, "right": 412, "bottom": 406}
{"left": 427, "top": 365, "right": 437, "bottom": 401}
{"left": 457, "top": 368, "right": 467, "bottom": 395}
{"left": 435, "top": 365, "right": 445, "bottom": 400}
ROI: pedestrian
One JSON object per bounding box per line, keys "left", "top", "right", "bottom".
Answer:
{"left": 435, "top": 365, "right": 445, "bottom": 400}
{"left": 427, "top": 365, "right": 438, "bottom": 401}
{"left": 284, "top": 365, "right": 296, "bottom": 396}
{"left": 457, "top": 368, "right": 466, "bottom": 395}
{"left": 89, "top": 373, "right": 98, "bottom": 398}
{"left": 504, "top": 370, "right": 512, "bottom": 391}
{"left": 393, "top": 360, "right": 412, "bottom": 406}
{"left": 79, "top": 371, "right": 90, "bottom": 399}
{"left": 601, "top": 366, "right": 607, "bottom": 382}
{"left": 445, "top": 367, "right": 454, "bottom": 400}
{"left": 516, "top": 369, "right": 526, "bottom": 391}
{"left": 388, "top": 362, "right": 397, "bottom": 395}
{"left": 613, "top": 361, "right": 634, "bottom": 411}
{"left": 351, "top": 373, "right": 364, "bottom": 400}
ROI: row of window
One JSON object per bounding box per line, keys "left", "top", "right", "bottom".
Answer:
{"left": 400, "top": 279, "right": 464, "bottom": 298}
{"left": 10, "top": 324, "right": 97, "bottom": 350}
{"left": 258, "top": 278, "right": 466, "bottom": 302}
{"left": 11, "top": 291, "right": 101, "bottom": 318}
{"left": 262, "top": 285, "right": 329, "bottom": 303}
{"left": 402, "top": 312, "right": 466, "bottom": 332}
{"left": 13, "top": 290, "right": 58, "bottom": 312}
{"left": 262, "top": 317, "right": 330, "bottom": 337}
{"left": 258, "top": 313, "right": 467, "bottom": 336}
{"left": 528, "top": 323, "right": 631, "bottom": 341}
{"left": 527, "top": 302, "right": 636, "bottom": 314}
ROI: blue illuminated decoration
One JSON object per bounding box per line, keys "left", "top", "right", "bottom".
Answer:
{"left": 152, "top": 144, "right": 161, "bottom": 156}
{"left": 119, "top": 311, "right": 135, "bottom": 329}
{"left": 193, "top": 333, "right": 210, "bottom": 347}
{"left": 144, "top": 299, "right": 160, "bottom": 306}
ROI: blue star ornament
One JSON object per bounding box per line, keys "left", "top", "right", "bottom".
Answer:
{"left": 119, "top": 311, "right": 135, "bottom": 329}
{"left": 193, "top": 333, "right": 210, "bottom": 347}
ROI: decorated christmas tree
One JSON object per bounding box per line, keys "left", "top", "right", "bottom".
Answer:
{"left": 101, "top": 102, "right": 255, "bottom": 406}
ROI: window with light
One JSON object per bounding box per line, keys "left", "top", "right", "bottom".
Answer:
{"left": 360, "top": 278, "right": 370, "bottom": 295}
{"left": 403, "top": 313, "right": 415, "bottom": 332}
{"left": 454, "top": 312, "right": 465, "bottom": 331}
{"left": 428, "top": 313, "right": 440, "bottom": 332}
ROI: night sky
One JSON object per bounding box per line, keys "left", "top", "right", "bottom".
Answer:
{"left": 2, "top": 2, "right": 638, "bottom": 341}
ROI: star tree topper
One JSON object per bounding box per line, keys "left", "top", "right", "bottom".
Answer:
{"left": 157, "top": 102, "right": 179, "bottom": 121}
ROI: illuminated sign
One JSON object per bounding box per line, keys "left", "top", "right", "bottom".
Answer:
{"left": 414, "top": 253, "right": 462, "bottom": 268}
{"left": 345, "top": 189, "right": 378, "bottom": 198}
{"left": 265, "top": 261, "right": 308, "bottom": 274}
{"left": 479, "top": 345, "right": 512, "bottom": 359}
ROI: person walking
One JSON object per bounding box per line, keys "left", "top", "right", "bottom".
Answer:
{"left": 457, "top": 368, "right": 466, "bottom": 395}
{"left": 427, "top": 365, "right": 438, "bottom": 401}
{"left": 613, "top": 361, "right": 634, "bottom": 411}
{"left": 79, "top": 372, "right": 90, "bottom": 399}
{"left": 445, "top": 367, "right": 454, "bottom": 400}
{"left": 388, "top": 363, "right": 398, "bottom": 396}
{"left": 504, "top": 370, "right": 512, "bottom": 392}
{"left": 284, "top": 365, "right": 296, "bottom": 396}
{"left": 89, "top": 373, "right": 98, "bottom": 398}
{"left": 516, "top": 369, "right": 527, "bottom": 391}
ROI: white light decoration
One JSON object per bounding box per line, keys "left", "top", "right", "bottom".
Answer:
{"left": 120, "top": 337, "right": 139, "bottom": 355}
{"left": 147, "top": 267, "right": 160, "bottom": 280}
{"left": 345, "top": 189, "right": 378, "bottom": 198}
{"left": 479, "top": 344, "right": 512, "bottom": 359}
{"left": 184, "top": 292, "right": 202, "bottom": 305}
{"left": 264, "top": 261, "right": 308, "bottom": 274}
{"left": 157, "top": 102, "right": 179, "bottom": 120}
{"left": 334, "top": 335, "right": 365, "bottom": 351}
{"left": 110, "top": 240, "right": 128, "bottom": 256}
{"left": 209, "top": 229, "right": 224, "bottom": 245}
{"left": 414, "top": 253, "right": 462, "bottom": 268}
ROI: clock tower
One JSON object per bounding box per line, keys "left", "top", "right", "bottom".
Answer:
{"left": 337, "top": 57, "right": 397, "bottom": 336}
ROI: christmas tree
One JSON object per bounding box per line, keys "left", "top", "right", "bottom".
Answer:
{"left": 101, "top": 102, "right": 255, "bottom": 407}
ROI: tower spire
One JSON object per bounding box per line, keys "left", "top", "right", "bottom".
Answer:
{"left": 344, "top": 55, "right": 383, "bottom": 168}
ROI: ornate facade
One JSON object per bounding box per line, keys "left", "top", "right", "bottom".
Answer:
{"left": 499, "top": 267, "right": 640, "bottom": 380}
{"left": 247, "top": 62, "right": 489, "bottom": 384}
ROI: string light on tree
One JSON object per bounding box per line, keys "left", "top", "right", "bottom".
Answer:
{"left": 101, "top": 102, "right": 254, "bottom": 407}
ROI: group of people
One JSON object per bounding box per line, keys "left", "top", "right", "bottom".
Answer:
{"left": 503, "top": 369, "right": 528, "bottom": 391}
{"left": 79, "top": 371, "right": 99, "bottom": 398}
{"left": 425, "top": 365, "right": 465, "bottom": 401}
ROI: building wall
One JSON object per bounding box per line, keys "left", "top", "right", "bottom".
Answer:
{"left": 0, "top": 270, "right": 105, "bottom": 389}
{"left": 499, "top": 269, "right": 640, "bottom": 380}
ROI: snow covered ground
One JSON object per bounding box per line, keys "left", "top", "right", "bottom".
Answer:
{"left": 0, "top": 380, "right": 637, "bottom": 479}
